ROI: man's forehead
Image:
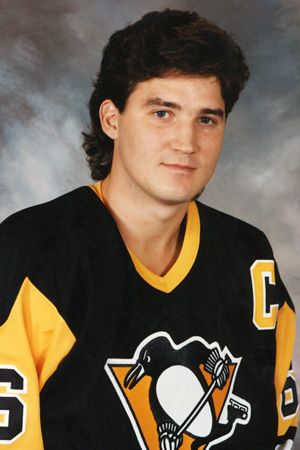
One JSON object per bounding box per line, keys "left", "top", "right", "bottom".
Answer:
{"left": 128, "top": 74, "right": 225, "bottom": 110}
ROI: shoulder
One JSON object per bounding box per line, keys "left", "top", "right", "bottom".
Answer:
{"left": 2, "top": 186, "right": 100, "bottom": 235}
{"left": 0, "top": 184, "right": 119, "bottom": 279}
{"left": 1, "top": 186, "right": 111, "bottom": 249}
{"left": 0, "top": 186, "right": 115, "bottom": 322}
{"left": 196, "top": 200, "right": 273, "bottom": 256}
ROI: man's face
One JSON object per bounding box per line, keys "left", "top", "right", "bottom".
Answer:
{"left": 105, "top": 74, "right": 225, "bottom": 206}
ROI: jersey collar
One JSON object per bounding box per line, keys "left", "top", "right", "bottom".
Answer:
{"left": 90, "top": 182, "right": 200, "bottom": 293}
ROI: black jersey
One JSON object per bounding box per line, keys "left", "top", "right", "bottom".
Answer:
{"left": 0, "top": 184, "right": 298, "bottom": 450}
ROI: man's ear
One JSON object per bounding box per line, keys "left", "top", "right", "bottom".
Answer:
{"left": 99, "top": 99, "right": 119, "bottom": 139}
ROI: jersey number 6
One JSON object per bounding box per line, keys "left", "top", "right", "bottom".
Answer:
{"left": 0, "top": 366, "right": 27, "bottom": 444}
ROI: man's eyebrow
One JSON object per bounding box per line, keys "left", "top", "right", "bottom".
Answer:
{"left": 144, "top": 97, "right": 182, "bottom": 110}
{"left": 201, "top": 108, "right": 225, "bottom": 119}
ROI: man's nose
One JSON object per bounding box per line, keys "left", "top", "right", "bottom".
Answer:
{"left": 172, "top": 123, "right": 197, "bottom": 154}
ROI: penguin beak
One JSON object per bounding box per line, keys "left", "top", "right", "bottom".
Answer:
{"left": 124, "top": 363, "right": 145, "bottom": 389}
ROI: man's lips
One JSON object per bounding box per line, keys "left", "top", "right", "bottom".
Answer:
{"left": 161, "top": 163, "right": 195, "bottom": 172}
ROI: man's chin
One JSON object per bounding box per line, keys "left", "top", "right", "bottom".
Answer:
{"left": 157, "top": 191, "right": 201, "bottom": 206}
{"left": 165, "top": 185, "right": 206, "bottom": 204}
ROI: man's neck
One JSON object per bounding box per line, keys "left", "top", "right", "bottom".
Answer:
{"left": 101, "top": 176, "right": 190, "bottom": 276}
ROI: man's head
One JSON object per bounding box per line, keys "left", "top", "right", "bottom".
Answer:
{"left": 83, "top": 9, "right": 249, "bottom": 181}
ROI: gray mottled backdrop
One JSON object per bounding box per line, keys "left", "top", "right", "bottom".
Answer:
{"left": 1, "top": 0, "right": 299, "bottom": 443}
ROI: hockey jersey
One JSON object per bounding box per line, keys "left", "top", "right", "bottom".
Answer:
{"left": 0, "top": 183, "right": 298, "bottom": 450}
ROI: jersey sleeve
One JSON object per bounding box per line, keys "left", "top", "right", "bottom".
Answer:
{"left": 0, "top": 220, "right": 75, "bottom": 449}
{"left": 274, "top": 263, "right": 298, "bottom": 448}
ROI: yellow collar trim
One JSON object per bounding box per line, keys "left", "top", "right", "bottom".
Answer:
{"left": 90, "top": 181, "right": 105, "bottom": 202}
{"left": 89, "top": 182, "right": 200, "bottom": 293}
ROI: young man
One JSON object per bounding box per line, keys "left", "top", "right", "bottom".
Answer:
{"left": 0, "top": 9, "right": 298, "bottom": 450}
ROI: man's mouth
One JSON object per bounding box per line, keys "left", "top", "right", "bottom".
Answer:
{"left": 161, "top": 163, "right": 195, "bottom": 173}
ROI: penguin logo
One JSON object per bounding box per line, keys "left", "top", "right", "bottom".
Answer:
{"left": 105, "top": 332, "right": 251, "bottom": 450}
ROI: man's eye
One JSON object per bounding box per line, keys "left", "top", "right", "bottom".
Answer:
{"left": 154, "top": 111, "right": 170, "bottom": 119}
{"left": 199, "top": 116, "right": 213, "bottom": 124}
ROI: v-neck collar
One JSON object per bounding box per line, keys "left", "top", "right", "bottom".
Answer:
{"left": 89, "top": 182, "right": 200, "bottom": 293}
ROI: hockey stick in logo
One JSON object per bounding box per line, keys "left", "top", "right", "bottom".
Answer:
{"left": 176, "top": 349, "right": 229, "bottom": 437}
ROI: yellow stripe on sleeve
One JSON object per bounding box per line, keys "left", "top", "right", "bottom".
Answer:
{"left": 274, "top": 301, "right": 298, "bottom": 436}
{"left": 0, "top": 277, "right": 76, "bottom": 448}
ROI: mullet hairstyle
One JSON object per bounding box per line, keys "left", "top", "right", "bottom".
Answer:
{"left": 82, "top": 9, "right": 250, "bottom": 180}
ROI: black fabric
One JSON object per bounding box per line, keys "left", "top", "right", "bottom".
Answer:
{"left": 0, "top": 187, "right": 297, "bottom": 449}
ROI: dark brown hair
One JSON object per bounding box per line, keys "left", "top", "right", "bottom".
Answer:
{"left": 82, "top": 9, "right": 250, "bottom": 180}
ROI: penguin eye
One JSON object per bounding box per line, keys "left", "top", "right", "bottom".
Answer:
{"left": 142, "top": 350, "right": 151, "bottom": 363}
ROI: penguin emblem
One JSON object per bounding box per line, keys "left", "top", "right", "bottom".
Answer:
{"left": 105, "top": 332, "right": 251, "bottom": 450}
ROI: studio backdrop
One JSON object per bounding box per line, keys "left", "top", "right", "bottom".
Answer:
{"left": 1, "top": 0, "right": 299, "bottom": 446}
